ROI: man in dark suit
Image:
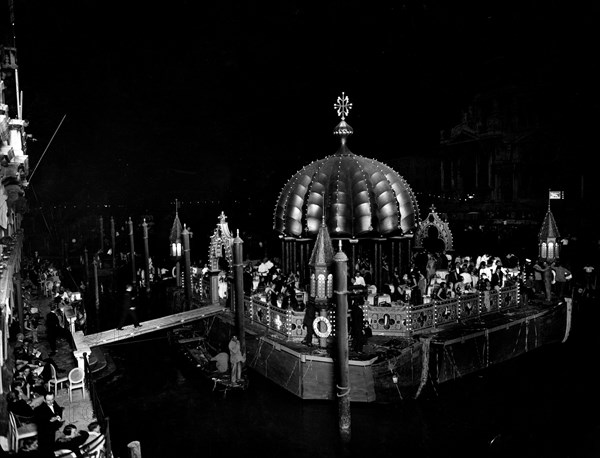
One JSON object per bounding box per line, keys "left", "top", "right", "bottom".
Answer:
{"left": 44, "top": 305, "right": 60, "bottom": 356}
{"left": 45, "top": 305, "right": 74, "bottom": 356}
{"left": 34, "top": 392, "right": 64, "bottom": 457}
{"left": 117, "top": 284, "right": 141, "bottom": 330}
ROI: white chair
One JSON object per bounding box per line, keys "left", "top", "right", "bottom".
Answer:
{"left": 8, "top": 411, "right": 37, "bottom": 453}
{"left": 68, "top": 367, "right": 86, "bottom": 401}
{"left": 54, "top": 449, "right": 77, "bottom": 457}
{"left": 83, "top": 433, "right": 106, "bottom": 458}
{"left": 47, "top": 363, "right": 69, "bottom": 395}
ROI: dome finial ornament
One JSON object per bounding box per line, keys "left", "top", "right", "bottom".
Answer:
{"left": 334, "top": 92, "right": 353, "bottom": 121}
{"left": 333, "top": 92, "right": 354, "bottom": 146}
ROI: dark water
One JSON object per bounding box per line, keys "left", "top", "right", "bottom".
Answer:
{"left": 93, "top": 298, "right": 600, "bottom": 458}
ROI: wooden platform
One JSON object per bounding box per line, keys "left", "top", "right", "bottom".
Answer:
{"left": 77, "top": 305, "right": 226, "bottom": 348}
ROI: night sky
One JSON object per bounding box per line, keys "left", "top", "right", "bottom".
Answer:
{"left": 4, "top": 1, "right": 599, "bottom": 225}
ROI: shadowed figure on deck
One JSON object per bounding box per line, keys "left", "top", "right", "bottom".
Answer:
{"left": 117, "top": 284, "right": 142, "bottom": 330}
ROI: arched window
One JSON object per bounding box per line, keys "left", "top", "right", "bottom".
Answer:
{"left": 540, "top": 242, "right": 547, "bottom": 259}
{"left": 326, "top": 273, "right": 333, "bottom": 298}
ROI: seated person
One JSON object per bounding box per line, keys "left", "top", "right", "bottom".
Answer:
{"left": 83, "top": 421, "right": 106, "bottom": 454}
{"left": 85, "top": 421, "right": 102, "bottom": 440}
{"left": 209, "top": 351, "right": 230, "bottom": 374}
{"left": 15, "top": 339, "right": 39, "bottom": 368}
{"left": 11, "top": 378, "right": 30, "bottom": 401}
{"left": 55, "top": 424, "right": 89, "bottom": 458}
{"left": 6, "top": 389, "right": 35, "bottom": 422}
{"left": 19, "top": 365, "right": 46, "bottom": 396}
{"left": 19, "top": 437, "right": 40, "bottom": 456}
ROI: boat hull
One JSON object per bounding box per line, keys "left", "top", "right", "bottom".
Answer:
{"left": 192, "top": 299, "right": 571, "bottom": 403}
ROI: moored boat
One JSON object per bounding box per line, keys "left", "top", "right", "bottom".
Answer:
{"left": 187, "top": 288, "right": 571, "bottom": 403}
{"left": 168, "top": 324, "right": 249, "bottom": 396}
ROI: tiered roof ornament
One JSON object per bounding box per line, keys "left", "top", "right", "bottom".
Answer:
{"left": 538, "top": 200, "right": 561, "bottom": 262}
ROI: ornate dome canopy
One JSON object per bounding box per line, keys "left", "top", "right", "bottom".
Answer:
{"left": 273, "top": 93, "right": 420, "bottom": 239}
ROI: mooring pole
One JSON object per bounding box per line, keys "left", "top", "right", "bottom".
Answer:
{"left": 99, "top": 216, "right": 104, "bottom": 253}
{"left": 233, "top": 230, "right": 246, "bottom": 354}
{"left": 93, "top": 257, "right": 100, "bottom": 317}
{"left": 84, "top": 247, "right": 90, "bottom": 287}
{"left": 182, "top": 225, "right": 192, "bottom": 310}
{"left": 333, "top": 240, "right": 351, "bottom": 444}
{"left": 142, "top": 219, "right": 150, "bottom": 295}
{"left": 127, "top": 440, "right": 142, "bottom": 458}
{"left": 128, "top": 217, "right": 136, "bottom": 289}
{"left": 110, "top": 216, "right": 116, "bottom": 270}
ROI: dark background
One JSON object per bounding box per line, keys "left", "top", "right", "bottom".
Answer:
{"left": 3, "top": 1, "right": 599, "bottom": 255}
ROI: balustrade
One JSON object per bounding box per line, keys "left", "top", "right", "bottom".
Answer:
{"left": 243, "top": 285, "right": 520, "bottom": 340}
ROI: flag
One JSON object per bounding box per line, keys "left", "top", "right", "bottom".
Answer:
{"left": 549, "top": 190, "right": 564, "bottom": 200}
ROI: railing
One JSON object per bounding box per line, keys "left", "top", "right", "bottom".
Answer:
{"left": 83, "top": 353, "right": 113, "bottom": 458}
{"left": 245, "top": 295, "right": 305, "bottom": 339}
{"left": 243, "top": 285, "right": 521, "bottom": 339}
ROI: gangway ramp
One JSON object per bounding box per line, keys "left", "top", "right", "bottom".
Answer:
{"left": 76, "top": 304, "right": 226, "bottom": 349}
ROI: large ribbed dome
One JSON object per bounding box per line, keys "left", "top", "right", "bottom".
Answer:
{"left": 274, "top": 94, "right": 420, "bottom": 238}
{"left": 273, "top": 145, "right": 420, "bottom": 238}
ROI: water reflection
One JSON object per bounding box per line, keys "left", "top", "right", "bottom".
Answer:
{"left": 94, "top": 298, "right": 600, "bottom": 458}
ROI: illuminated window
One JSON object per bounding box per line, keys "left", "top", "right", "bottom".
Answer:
{"left": 318, "top": 274, "right": 326, "bottom": 297}
{"left": 326, "top": 274, "right": 333, "bottom": 297}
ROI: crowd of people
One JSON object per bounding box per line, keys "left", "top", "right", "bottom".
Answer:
{"left": 5, "top": 254, "right": 106, "bottom": 457}
{"left": 234, "top": 251, "right": 588, "bottom": 330}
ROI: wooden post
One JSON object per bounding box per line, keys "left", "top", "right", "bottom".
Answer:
{"left": 233, "top": 230, "right": 246, "bottom": 354}
{"left": 127, "top": 441, "right": 142, "bottom": 458}
{"left": 93, "top": 258, "right": 100, "bottom": 316}
{"left": 128, "top": 217, "right": 136, "bottom": 289}
{"left": 111, "top": 217, "right": 116, "bottom": 270}
{"left": 99, "top": 216, "right": 104, "bottom": 253}
{"left": 333, "top": 240, "right": 351, "bottom": 443}
{"left": 142, "top": 219, "right": 150, "bottom": 295}
{"left": 182, "top": 225, "right": 192, "bottom": 310}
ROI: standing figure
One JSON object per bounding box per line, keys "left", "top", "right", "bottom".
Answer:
{"left": 350, "top": 301, "right": 365, "bottom": 353}
{"left": 45, "top": 305, "right": 72, "bottom": 356}
{"left": 34, "top": 392, "right": 64, "bottom": 456}
{"left": 228, "top": 336, "right": 245, "bottom": 384}
{"left": 117, "top": 284, "right": 141, "bottom": 330}
{"left": 301, "top": 302, "right": 316, "bottom": 346}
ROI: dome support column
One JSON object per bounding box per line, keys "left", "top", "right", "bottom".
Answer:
{"left": 373, "top": 240, "right": 381, "bottom": 291}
